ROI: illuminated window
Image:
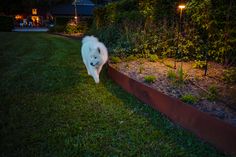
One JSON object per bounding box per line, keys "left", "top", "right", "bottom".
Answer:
{"left": 32, "top": 9, "right": 37, "bottom": 15}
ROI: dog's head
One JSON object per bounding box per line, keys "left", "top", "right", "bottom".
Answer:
{"left": 89, "top": 47, "right": 102, "bottom": 67}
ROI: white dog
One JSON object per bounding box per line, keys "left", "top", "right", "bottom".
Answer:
{"left": 81, "top": 36, "right": 108, "bottom": 83}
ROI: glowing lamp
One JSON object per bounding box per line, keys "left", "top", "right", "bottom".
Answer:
{"left": 178, "top": 5, "right": 186, "bottom": 9}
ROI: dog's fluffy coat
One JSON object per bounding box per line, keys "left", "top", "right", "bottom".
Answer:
{"left": 81, "top": 36, "right": 108, "bottom": 83}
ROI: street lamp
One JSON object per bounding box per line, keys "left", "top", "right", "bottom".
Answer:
{"left": 73, "top": 0, "right": 80, "bottom": 24}
{"left": 175, "top": 4, "right": 186, "bottom": 69}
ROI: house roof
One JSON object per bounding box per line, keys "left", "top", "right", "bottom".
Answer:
{"left": 52, "top": 0, "right": 95, "bottom": 16}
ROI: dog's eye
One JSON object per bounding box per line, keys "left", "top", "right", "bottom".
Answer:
{"left": 95, "top": 57, "right": 97, "bottom": 59}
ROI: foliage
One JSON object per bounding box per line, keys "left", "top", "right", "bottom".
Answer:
{"left": 193, "top": 60, "right": 207, "bottom": 69}
{"left": 91, "top": 0, "right": 236, "bottom": 66}
{"left": 222, "top": 67, "right": 236, "bottom": 84}
{"left": 65, "top": 21, "right": 88, "bottom": 34}
{"left": 206, "top": 85, "right": 219, "bottom": 101}
{"left": 0, "top": 16, "right": 14, "bottom": 32}
{"left": 126, "top": 55, "right": 137, "bottom": 62}
{"left": 148, "top": 54, "right": 159, "bottom": 62}
{"left": 167, "top": 69, "right": 176, "bottom": 81}
{"left": 167, "top": 66, "right": 185, "bottom": 84}
{"left": 177, "top": 65, "right": 185, "bottom": 84}
{"left": 110, "top": 56, "right": 122, "bottom": 63}
{"left": 181, "top": 94, "right": 198, "bottom": 104}
{"left": 144, "top": 75, "right": 156, "bottom": 83}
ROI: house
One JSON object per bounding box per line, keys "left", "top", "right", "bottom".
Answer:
{"left": 14, "top": 8, "right": 53, "bottom": 27}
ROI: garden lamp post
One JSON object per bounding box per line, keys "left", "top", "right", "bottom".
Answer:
{"left": 175, "top": 4, "right": 186, "bottom": 69}
{"left": 73, "top": 0, "right": 79, "bottom": 24}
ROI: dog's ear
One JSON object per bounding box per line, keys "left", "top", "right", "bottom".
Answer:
{"left": 97, "top": 47, "right": 101, "bottom": 54}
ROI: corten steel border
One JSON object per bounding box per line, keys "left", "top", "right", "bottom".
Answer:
{"left": 108, "top": 64, "right": 236, "bottom": 155}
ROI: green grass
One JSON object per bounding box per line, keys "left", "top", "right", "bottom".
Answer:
{"left": 0, "top": 32, "right": 228, "bottom": 157}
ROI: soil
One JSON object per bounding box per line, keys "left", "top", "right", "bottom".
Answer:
{"left": 110, "top": 58, "right": 236, "bottom": 126}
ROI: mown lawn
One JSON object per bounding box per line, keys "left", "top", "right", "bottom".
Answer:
{"left": 0, "top": 32, "right": 228, "bottom": 157}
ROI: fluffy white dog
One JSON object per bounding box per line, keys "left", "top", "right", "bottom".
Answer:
{"left": 81, "top": 36, "right": 108, "bottom": 83}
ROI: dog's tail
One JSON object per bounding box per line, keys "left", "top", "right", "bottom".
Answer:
{"left": 82, "top": 35, "right": 99, "bottom": 44}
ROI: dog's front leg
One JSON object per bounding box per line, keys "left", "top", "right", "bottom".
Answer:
{"left": 89, "top": 67, "right": 99, "bottom": 83}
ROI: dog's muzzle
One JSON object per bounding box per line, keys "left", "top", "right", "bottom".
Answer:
{"left": 90, "top": 62, "right": 99, "bottom": 66}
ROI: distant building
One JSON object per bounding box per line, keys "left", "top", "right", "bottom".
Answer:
{"left": 14, "top": 8, "right": 53, "bottom": 27}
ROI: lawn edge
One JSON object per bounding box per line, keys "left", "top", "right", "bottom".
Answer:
{"left": 108, "top": 64, "right": 236, "bottom": 155}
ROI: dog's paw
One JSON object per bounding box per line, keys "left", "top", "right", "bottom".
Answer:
{"left": 94, "top": 78, "right": 100, "bottom": 83}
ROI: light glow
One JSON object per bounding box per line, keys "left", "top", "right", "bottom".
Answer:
{"left": 178, "top": 5, "right": 186, "bottom": 9}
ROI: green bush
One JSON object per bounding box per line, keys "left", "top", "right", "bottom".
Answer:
{"left": 222, "top": 67, "right": 236, "bottom": 84}
{"left": 167, "top": 69, "right": 176, "bottom": 81}
{"left": 193, "top": 60, "right": 207, "bottom": 69}
{"left": 0, "top": 16, "right": 14, "bottom": 32}
{"left": 144, "top": 75, "right": 156, "bottom": 83}
{"left": 167, "top": 66, "right": 185, "bottom": 84}
{"left": 148, "top": 54, "right": 159, "bottom": 62}
{"left": 181, "top": 94, "right": 198, "bottom": 104}
{"left": 90, "top": 0, "right": 236, "bottom": 66}
{"left": 126, "top": 55, "right": 137, "bottom": 61}
{"left": 206, "top": 85, "right": 219, "bottom": 101}
{"left": 110, "top": 56, "right": 122, "bottom": 63}
{"left": 65, "top": 21, "right": 88, "bottom": 34}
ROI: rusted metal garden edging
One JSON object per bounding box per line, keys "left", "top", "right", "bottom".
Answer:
{"left": 108, "top": 64, "right": 236, "bottom": 155}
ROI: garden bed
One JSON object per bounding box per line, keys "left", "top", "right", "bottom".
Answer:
{"left": 109, "top": 58, "right": 236, "bottom": 126}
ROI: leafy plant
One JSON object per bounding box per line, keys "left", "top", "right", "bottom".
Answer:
{"left": 144, "top": 75, "right": 156, "bottom": 83}
{"left": 167, "top": 69, "right": 176, "bottom": 81}
{"left": 206, "top": 85, "right": 219, "bottom": 101}
{"left": 181, "top": 94, "right": 198, "bottom": 104}
{"left": 222, "top": 67, "right": 236, "bottom": 84}
{"left": 110, "top": 56, "right": 122, "bottom": 63}
{"left": 126, "top": 55, "right": 137, "bottom": 61}
{"left": 148, "top": 54, "right": 159, "bottom": 62}
{"left": 177, "top": 65, "right": 184, "bottom": 83}
{"left": 167, "top": 66, "right": 185, "bottom": 84}
{"left": 193, "top": 60, "right": 207, "bottom": 69}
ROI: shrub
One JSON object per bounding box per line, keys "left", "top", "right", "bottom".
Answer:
{"left": 65, "top": 23, "right": 78, "bottom": 34}
{"left": 222, "top": 67, "right": 236, "bottom": 84}
{"left": 110, "top": 56, "right": 122, "bottom": 63}
{"left": 181, "top": 94, "right": 198, "bottom": 104}
{"left": 0, "top": 16, "right": 14, "bottom": 32}
{"left": 167, "top": 69, "right": 176, "bottom": 80}
{"left": 126, "top": 55, "right": 137, "bottom": 61}
{"left": 177, "top": 65, "right": 184, "bottom": 83}
{"left": 193, "top": 60, "right": 207, "bottom": 69}
{"left": 144, "top": 75, "right": 156, "bottom": 83}
{"left": 148, "top": 54, "right": 159, "bottom": 62}
{"left": 167, "top": 66, "right": 185, "bottom": 84}
{"left": 206, "top": 85, "right": 219, "bottom": 101}
{"left": 65, "top": 21, "right": 88, "bottom": 34}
